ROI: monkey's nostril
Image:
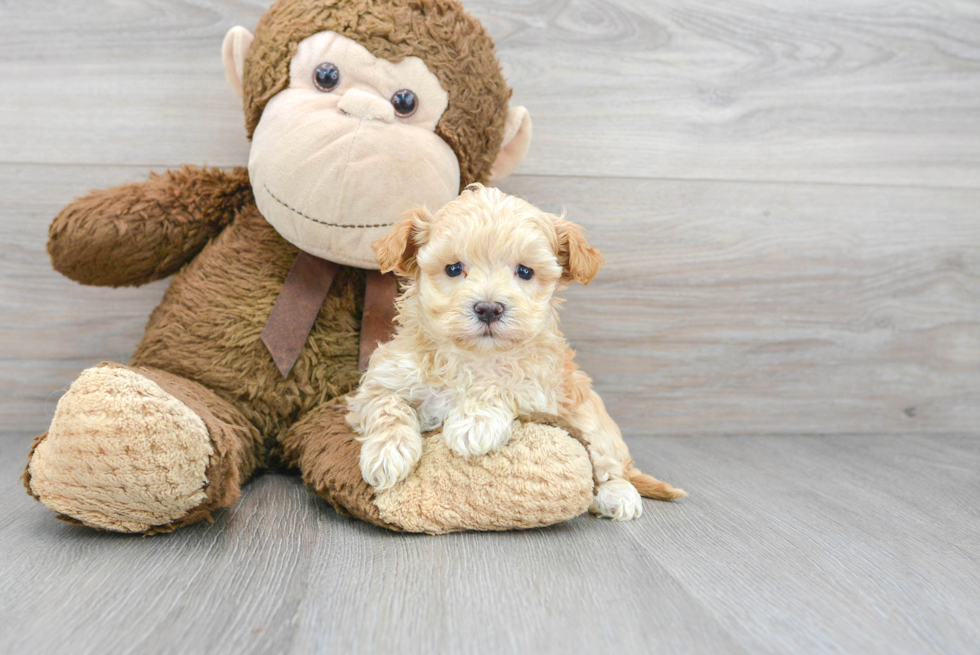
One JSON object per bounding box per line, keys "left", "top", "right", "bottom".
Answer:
{"left": 473, "top": 301, "right": 505, "bottom": 324}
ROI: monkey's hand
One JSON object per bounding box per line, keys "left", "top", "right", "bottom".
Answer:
{"left": 48, "top": 166, "right": 252, "bottom": 287}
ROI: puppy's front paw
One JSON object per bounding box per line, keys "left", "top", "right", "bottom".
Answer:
{"left": 442, "top": 410, "right": 513, "bottom": 458}
{"left": 359, "top": 429, "right": 423, "bottom": 491}
{"left": 590, "top": 478, "right": 643, "bottom": 521}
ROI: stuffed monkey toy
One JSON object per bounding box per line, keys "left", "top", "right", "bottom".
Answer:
{"left": 23, "top": 0, "right": 599, "bottom": 535}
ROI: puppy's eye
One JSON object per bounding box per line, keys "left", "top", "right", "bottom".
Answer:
{"left": 445, "top": 262, "right": 464, "bottom": 277}
{"left": 516, "top": 264, "right": 534, "bottom": 280}
{"left": 313, "top": 63, "right": 341, "bottom": 92}
{"left": 391, "top": 89, "right": 418, "bottom": 117}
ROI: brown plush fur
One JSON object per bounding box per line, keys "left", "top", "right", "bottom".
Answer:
{"left": 45, "top": 165, "right": 366, "bottom": 467}
{"left": 243, "top": 0, "right": 511, "bottom": 187}
{"left": 48, "top": 166, "right": 252, "bottom": 287}
{"left": 281, "top": 400, "right": 396, "bottom": 529}
{"left": 129, "top": 193, "right": 366, "bottom": 463}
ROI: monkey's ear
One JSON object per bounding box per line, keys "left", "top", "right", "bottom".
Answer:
{"left": 222, "top": 26, "right": 254, "bottom": 100}
{"left": 373, "top": 207, "right": 432, "bottom": 277}
{"left": 488, "top": 107, "right": 533, "bottom": 183}
{"left": 554, "top": 217, "right": 604, "bottom": 285}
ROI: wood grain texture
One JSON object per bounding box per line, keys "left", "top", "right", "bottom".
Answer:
{"left": 3, "top": 164, "right": 977, "bottom": 436}
{"left": 2, "top": 2, "right": 979, "bottom": 653}
{"left": 499, "top": 176, "right": 980, "bottom": 436}
{"left": 1, "top": 0, "right": 979, "bottom": 187}
{"left": 2, "top": 433, "right": 978, "bottom": 654}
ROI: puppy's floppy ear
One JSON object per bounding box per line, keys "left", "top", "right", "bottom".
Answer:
{"left": 373, "top": 206, "right": 432, "bottom": 277}
{"left": 554, "top": 217, "right": 604, "bottom": 285}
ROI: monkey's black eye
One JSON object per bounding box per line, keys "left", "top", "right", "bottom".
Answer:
{"left": 313, "top": 63, "right": 341, "bottom": 92}
{"left": 391, "top": 89, "right": 418, "bottom": 117}
{"left": 446, "top": 262, "right": 464, "bottom": 277}
{"left": 516, "top": 265, "right": 534, "bottom": 280}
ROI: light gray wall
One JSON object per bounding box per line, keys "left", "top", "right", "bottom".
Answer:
{"left": 2, "top": 0, "right": 978, "bottom": 437}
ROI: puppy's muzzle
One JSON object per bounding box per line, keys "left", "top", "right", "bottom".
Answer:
{"left": 474, "top": 301, "right": 505, "bottom": 325}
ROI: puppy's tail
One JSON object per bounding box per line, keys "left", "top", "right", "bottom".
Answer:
{"left": 628, "top": 467, "right": 687, "bottom": 501}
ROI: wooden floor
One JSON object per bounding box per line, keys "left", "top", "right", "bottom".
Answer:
{"left": 1, "top": 1, "right": 979, "bottom": 653}
{"left": 2, "top": 433, "right": 979, "bottom": 654}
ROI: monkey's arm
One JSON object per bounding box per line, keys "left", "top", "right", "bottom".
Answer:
{"left": 48, "top": 166, "right": 252, "bottom": 287}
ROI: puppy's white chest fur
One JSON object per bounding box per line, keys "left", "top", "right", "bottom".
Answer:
{"left": 415, "top": 364, "right": 559, "bottom": 433}
{"left": 417, "top": 387, "right": 454, "bottom": 431}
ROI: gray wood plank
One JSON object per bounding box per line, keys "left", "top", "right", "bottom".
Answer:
{"left": 634, "top": 435, "right": 980, "bottom": 654}
{"left": 1, "top": 1, "right": 979, "bottom": 187}
{"left": 0, "top": 433, "right": 748, "bottom": 655}
{"left": 4, "top": 163, "right": 978, "bottom": 437}
{"left": 501, "top": 175, "right": 980, "bottom": 437}
{"left": 3, "top": 432, "right": 978, "bottom": 654}
{"left": 0, "top": 165, "right": 171, "bottom": 434}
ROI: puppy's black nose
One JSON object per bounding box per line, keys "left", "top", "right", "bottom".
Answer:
{"left": 474, "top": 301, "right": 505, "bottom": 324}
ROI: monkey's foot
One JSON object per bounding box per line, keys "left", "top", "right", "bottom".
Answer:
{"left": 26, "top": 365, "right": 216, "bottom": 533}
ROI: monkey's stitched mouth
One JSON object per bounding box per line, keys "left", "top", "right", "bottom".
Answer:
{"left": 263, "top": 184, "right": 395, "bottom": 230}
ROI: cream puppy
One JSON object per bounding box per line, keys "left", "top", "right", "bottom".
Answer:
{"left": 347, "top": 185, "right": 685, "bottom": 520}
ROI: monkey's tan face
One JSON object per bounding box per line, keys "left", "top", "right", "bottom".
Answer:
{"left": 248, "top": 31, "right": 461, "bottom": 268}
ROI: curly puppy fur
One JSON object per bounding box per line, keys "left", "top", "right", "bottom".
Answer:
{"left": 244, "top": 0, "right": 512, "bottom": 187}
{"left": 348, "top": 185, "right": 686, "bottom": 521}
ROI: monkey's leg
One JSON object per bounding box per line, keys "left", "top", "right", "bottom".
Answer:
{"left": 24, "top": 363, "right": 262, "bottom": 534}
{"left": 282, "top": 403, "right": 595, "bottom": 534}
{"left": 280, "top": 401, "right": 394, "bottom": 529}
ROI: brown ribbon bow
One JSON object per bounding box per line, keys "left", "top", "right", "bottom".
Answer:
{"left": 261, "top": 251, "right": 398, "bottom": 378}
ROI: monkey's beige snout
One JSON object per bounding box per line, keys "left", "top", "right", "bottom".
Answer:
{"left": 338, "top": 88, "right": 395, "bottom": 123}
